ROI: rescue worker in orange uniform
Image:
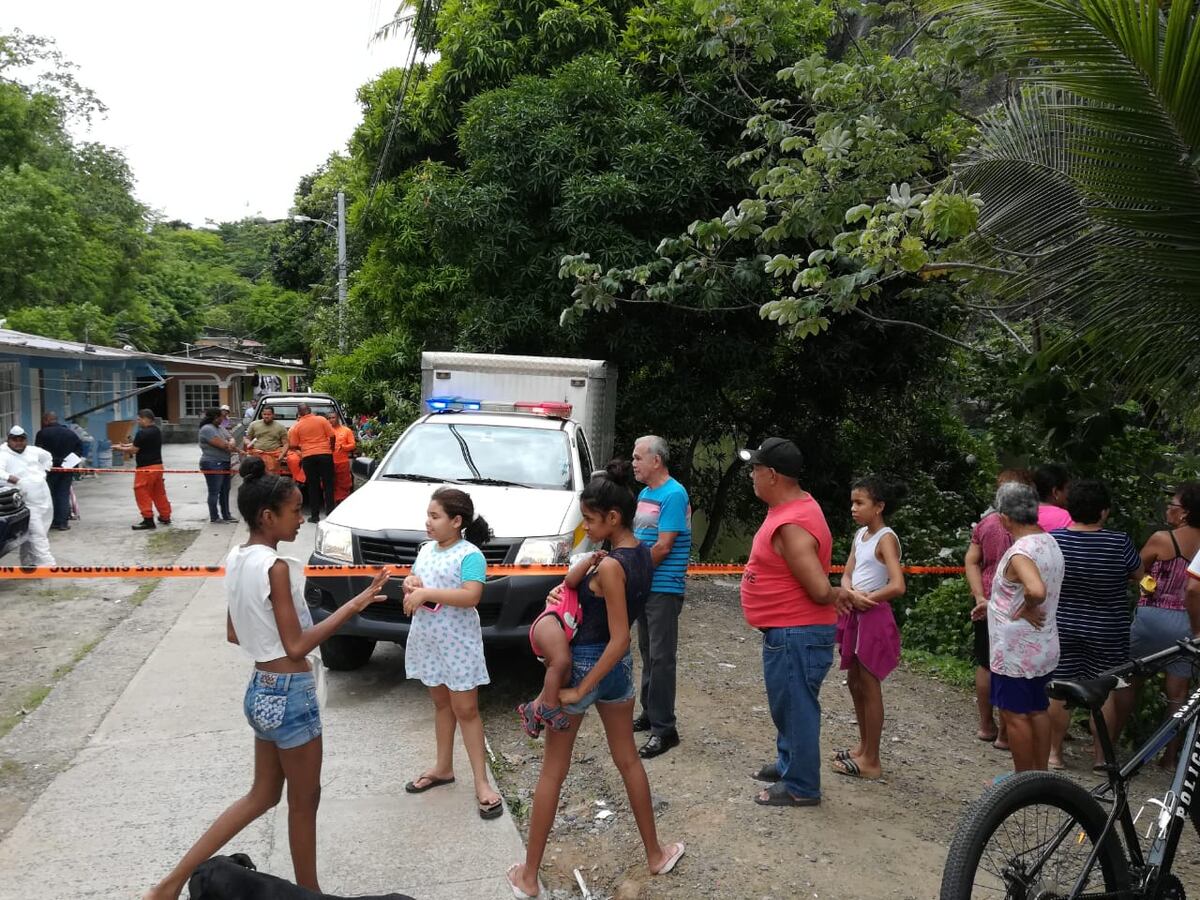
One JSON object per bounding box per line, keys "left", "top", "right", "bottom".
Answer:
{"left": 327, "top": 409, "right": 356, "bottom": 505}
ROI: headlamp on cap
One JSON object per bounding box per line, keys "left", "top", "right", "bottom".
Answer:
{"left": 738, "top": 437, "right": 804, "bottom": 479}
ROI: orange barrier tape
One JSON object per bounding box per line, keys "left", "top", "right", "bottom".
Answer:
{"left": 52, "top": 467, "right": 241, "bottom": 475}
{"left": 0, "top": 564, "right": 966, "bottom": 579}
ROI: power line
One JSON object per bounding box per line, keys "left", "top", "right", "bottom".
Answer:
{"left": 362, "top": 0, "right": 439, "bottom": 220}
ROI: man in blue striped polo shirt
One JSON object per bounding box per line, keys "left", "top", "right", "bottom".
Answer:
{"left": 631, "top": 435, "right": 692, "bottom": 758}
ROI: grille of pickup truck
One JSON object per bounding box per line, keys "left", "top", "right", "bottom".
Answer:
{"left": 357, "top": 536, "right": 517, "bottom": 567}
{"left": 0, "top": 489, "right": 25, "bottom": 515}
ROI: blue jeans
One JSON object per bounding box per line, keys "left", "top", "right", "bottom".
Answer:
{"left": 46, "top": 471, "right": 72, "bottom": 528}
{"left": 201, "top": 458, "right": 232, "bottom": 520}
{"left": 762, "top": 624, "right": 835, "bottom": 800}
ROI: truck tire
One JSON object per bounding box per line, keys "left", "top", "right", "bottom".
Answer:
{"left": 320, "top": 635, "right": 376, "bottom": 671}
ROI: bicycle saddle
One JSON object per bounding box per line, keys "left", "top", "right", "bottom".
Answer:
{"left": 1046, "top": 675, "right": 1119, "bottom": 709}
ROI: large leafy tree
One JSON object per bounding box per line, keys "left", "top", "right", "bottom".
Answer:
{"left": 316, "top": 0, "right": 997, "bottom": 554}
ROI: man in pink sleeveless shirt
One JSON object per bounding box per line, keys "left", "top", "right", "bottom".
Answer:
{"left": 739, "top": 438, "right": 868, "bottom": 807}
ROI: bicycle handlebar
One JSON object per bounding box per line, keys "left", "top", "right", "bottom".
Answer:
{"left": 1097, "top": 635, "right": 1200, "bottom": 681}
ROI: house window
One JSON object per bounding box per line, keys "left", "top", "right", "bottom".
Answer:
{"left": 182, "top": 382, "right": 219, "bottom": 417}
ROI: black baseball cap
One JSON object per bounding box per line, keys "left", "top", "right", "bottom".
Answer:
{"left": 738, "top": 438, "right": 804, "bottom": 479}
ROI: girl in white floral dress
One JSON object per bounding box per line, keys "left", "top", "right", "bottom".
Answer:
{"left": 401, "top": 487, "right": 504, "bottom": 819}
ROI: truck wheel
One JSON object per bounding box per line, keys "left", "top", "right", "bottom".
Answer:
{"left": 320, "top": 635, "right": 376, "bottom": 671}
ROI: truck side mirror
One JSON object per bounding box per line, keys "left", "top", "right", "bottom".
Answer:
{"left": 352, "top": 457, "right": 376, "bottom": 479}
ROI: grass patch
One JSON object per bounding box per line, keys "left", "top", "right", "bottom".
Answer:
{"left": 32, "top": 586, "right": 80, "bottom": 603}
{"left": 0, "top": 685, "right": 51, "bottom": 739}
{"left": 0, "top": 636, "right": 103, "bottom": 738}
{"left": 902, "top": 648, "right": 975, "bottom": 690}
{"left": 128, "top": 579, "right": 160, "bottom": 608}
{"left": 144, "top": 527, "right": 200, "bottom": 558}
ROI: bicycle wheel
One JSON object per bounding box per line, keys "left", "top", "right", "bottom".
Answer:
{"left": 940, "top": 772, "right": 1129, "bottom": 899}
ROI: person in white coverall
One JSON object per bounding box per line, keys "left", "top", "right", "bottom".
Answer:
{"left": 0, "top": 426, "right": 56, "bottom": 566}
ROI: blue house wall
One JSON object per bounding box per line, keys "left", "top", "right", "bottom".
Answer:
{"left": 0, "top": 350, "right": 162, "bottom": 442}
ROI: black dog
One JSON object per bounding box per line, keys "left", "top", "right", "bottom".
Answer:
{"left": 187, "top": 853, "right": 415, "bottom": 900}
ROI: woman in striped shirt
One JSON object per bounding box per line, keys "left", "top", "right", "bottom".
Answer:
{"left": 1048, "top": 479, "right": 1143, "bottom": 771}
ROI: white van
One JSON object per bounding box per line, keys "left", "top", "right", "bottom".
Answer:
{"left": 304, "top": 400, "right": 601, "bottom": 669}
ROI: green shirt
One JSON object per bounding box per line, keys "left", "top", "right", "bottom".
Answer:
{"left": 246, "top": 419, "right": 289, "bottom": 452}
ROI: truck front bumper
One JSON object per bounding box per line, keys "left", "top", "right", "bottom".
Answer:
{"left": 304, "top": 550, "right": 557, "bottom": 647}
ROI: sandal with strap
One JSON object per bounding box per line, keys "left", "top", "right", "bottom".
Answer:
{"left": 517, "top": 701, "right": 544, "bottom": 738}
{"left": 540, "top": 705, "right": 570, "bottom": 731}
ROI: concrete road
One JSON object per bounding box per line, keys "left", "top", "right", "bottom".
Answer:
{"left": 0, "top": 446, "right": 525, "bottom": 899}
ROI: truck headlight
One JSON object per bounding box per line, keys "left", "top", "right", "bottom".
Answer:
{"left": 316, "top": 523, "right": 354, "bottom": 562}
{"left": 515, "top": 533, "right": 574, "bottom": 566}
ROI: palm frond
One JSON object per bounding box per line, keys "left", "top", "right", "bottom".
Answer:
{"left": 952, "top": 0, "right": 1200, "bottom": 392}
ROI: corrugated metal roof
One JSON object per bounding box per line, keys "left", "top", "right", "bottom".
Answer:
{"left": 0, "top": 328, "right": 140, "bottom": 359}
{"left": 0, "top": 328, "right": 259, "bottom": 372}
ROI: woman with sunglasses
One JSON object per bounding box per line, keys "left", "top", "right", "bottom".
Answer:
{"left": 1115, "top": 482, "right": 1200, "bottom": 766}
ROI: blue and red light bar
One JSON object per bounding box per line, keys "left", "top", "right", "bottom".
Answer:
{"left": 424, "top": 397, "right": 573, "bottom": 418}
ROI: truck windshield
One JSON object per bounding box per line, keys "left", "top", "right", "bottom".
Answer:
{"left": 381, "top": 423, "right": 573, "bottom": 490}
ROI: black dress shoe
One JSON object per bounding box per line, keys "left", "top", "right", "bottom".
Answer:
{"left": 639, "top": 732, "right": 680, "bottom": 759}
{"left": 632, "top": 714, "right": 651, "bottom": 733}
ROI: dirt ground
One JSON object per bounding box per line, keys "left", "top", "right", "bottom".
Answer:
{"left": 480, "top": 577, "right": 1197, "bottom": 900}
{"left": 0, "top": 527, "right": 199, "bottom": 736}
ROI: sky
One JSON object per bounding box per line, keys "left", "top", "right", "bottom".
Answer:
{"left": 6, "top": 1, "right": 407, "bottom": 226}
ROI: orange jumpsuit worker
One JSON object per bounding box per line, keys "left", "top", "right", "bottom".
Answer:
{"left": 288, "top": 403, "right": 335, "bottom": 523}
{"left": 327, "top": 410, "right": 356, "bottom": 504}
{"left": 112, "top": 409, "right": 171, "bottom": 530}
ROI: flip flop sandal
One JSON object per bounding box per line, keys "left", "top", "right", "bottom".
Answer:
{"left": 831, "top": 757, "right": 878, "bottom": 780}
{"left": 753, "top": 781, "right": 820, "bottom": 807}
{"left": 829, "top": 748, "right": 854, "bottom": 762}
{"left": 479, "top": 797, "right": 505, "bottom": 820}
{"left": 404, "top": 774, "right": 456, "bottom": 793}
{"left": 752, "top": 763, "right": 781, "bottom": 782}
{"left": 517, "top": 702, "right": 544, "bottom": 738}
{"left": 977, "top": 732, "right": 1000, "bottom": 742}
{"left": 540, "top": 705, "right": 571, "bottom": 731}
{"left": 651, "top": 841, "right": 687, "bottom": 875}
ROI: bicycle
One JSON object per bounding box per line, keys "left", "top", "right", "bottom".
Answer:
{"left": 941, "top": 637, "right": 1200, "bottom": 899}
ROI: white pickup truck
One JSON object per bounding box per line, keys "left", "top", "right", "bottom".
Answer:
{"left": 304, "top": 353, "right": 616, "bottom": 669}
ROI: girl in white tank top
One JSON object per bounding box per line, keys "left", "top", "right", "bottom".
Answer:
{"left": 831, "top": 476, "right": 908, "bottom": 782}
{"left": 144, "top": 457, "right": 392, "bottom": 900}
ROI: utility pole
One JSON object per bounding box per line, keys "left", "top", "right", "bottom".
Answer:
{"left": 336, "top": 190, "right": 347, "bottom": 353}
{"left": 294, "top": 193, "right": 349, "bottom": 353}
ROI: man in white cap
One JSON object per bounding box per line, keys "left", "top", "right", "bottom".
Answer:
{"left": 0, "top": 426, "right": 56, "bottom": 565}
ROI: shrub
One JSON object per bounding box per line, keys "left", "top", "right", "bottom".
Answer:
{"left": 901, "top": 578, "right": 974, "bottom": 661}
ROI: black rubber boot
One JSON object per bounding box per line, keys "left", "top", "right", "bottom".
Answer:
{"left": 131, "top": 518, "right": 156, "bottom": 530}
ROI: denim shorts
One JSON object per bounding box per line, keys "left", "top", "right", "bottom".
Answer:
{"left": 243, "top": 670, "right": 322, "bottom": 749}
{"left": 563, "top": 643, "right": 634, "bottom": 715}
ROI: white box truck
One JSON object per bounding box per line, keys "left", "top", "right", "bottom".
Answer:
{"left": 420, "top": 352, "right": 617, "bottom": 463}
{"left": 305, "top": 352, "right": 618, "bottom": 668}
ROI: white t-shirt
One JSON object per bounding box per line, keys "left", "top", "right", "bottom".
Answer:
{"left": 226, "top": 543, "right": 310, "bottom": 663}
{"left": 1189, "top": 549, "right": 1200, "bottom": 583}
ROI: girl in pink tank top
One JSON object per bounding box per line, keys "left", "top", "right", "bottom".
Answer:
{"left": 832, "top": 476, "right": 907, "bottom": 782}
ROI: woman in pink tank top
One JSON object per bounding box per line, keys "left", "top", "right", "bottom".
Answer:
{"left": 1116, "top": 482, "right": 1200, "bottom": 767}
